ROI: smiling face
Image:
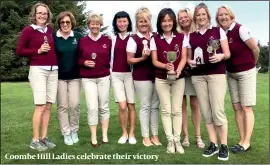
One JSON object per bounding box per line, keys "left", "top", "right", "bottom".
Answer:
{"left": 35, "top": 5, "right": 48, "bottom": 26}
{"left": 195, "top": 8, "right": 209, "bottom": 27}
{"left": 60, "top": 16, "right": 72, "bottom": 33}
{"left": 116, "top": 17, "right": 129, "bottom": 33}
{"left": 137, "top": 16, "right": 150, "bottom": 33}
{"left": 217, "top": 7, "right": 234, "bottom": 30}
{"left": 89, "top": 20, "right": 101, "bottom": 35}
{"left": 161, "top": 14, "right": 173, "bottom": 33}
{"left": 178, "top": 11, "right": 192, "bottom": 29}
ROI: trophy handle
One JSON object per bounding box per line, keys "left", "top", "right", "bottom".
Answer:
{"left": 163, "top": 51, "right": 168, "bottom": 61}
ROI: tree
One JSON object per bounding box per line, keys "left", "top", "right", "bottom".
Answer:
{"left": 258, "top": 41, "right": 269, "bottom": 73}
{"left": 0, "top": 0, "right": 87, "bottom": 81}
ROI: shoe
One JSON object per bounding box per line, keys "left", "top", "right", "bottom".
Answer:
{"left": 143, "top": 140, "right": 153, "bottom": 147}
{"left": 151, "top": 138, "right": 162, "bottom": 146}
{"left": 128, "top": 137, "right": 137, "bottom": 144}
{"left": 231, "top": 145, "right": 251, "bottom": 154}
{"left": 202, "top": 142, "right": 219, "bottom": 157}
{"left": 231, "top": 143, "right": 241, "bottom": 150}
{"left": 196, "top": 136, "right": 205, "bottom": 148}
{"left": 166, "top": 140, "right": 175, "bottom": 154}
{"left": 218, "top": 144, "right": 229, "bottom": 161}
{"left": 102, "top": 140, "right": 109, "bottom": 144}
{"left": 64, "top": 134, "right": 73, "bottom": 145}
{"left": 182, "top": 136, "right": 190, "bottom": 147}
{"left": 91, "top": 142, "right": 100, "bottom": 148}
{"left": 118, "top": 136, "right": 128, "bottom": 144}
{"left": 175, "top": 140, "right": 185, "bottom": 154}
{"left": 71, "top": 132, "right": 79, "bottom": 144}
{"left": 40, "top": 137, "right": 56, "bottom": 149}
{"left": 30, "top": 140, "right": 48, "bottom": 151}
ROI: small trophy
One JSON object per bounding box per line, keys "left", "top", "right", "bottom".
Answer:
{"left": 194, "top": 47, "right": 204, "bottom": 65}
{"left": 142, "top": 40, "right": 149, "bottom": 54}
{"left": 207, "top": 39, "right": 220, "bottom": 56}
{"left": 44, "top": 36, "right": 48, "bottom": 44}
{"left": 91, "top": 53, "right": 97, "bottom": 68}
{"left": 163, "top": 51, "right": 178, "bottom": 81}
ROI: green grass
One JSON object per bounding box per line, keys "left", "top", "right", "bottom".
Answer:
{"left": 1, "top": 73, "right": 269, "bottom": 164}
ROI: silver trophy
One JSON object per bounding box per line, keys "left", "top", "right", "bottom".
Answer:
{"left": 91, "top": 53, "right": 97, "bottom": 68}
{"left": 163, "top": 51, "right": 178, "bottom": 81}
{"left": 44, "top": 36, "right": 48, "bottom": 44}
{"left": 207, "top": 39, "right": 220, "bottom": 56}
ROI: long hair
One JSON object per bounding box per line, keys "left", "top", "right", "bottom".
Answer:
{"left": 177, "top": 8, "right": 196, "bottom": 34}
{"left": 112, "top": 11, "right": 133, "bottom": 35}
{"left": 156, "top": 8, "right": 177, "bottom": 35}
{"left": 28, "top": 2, "right": 52, "bottom": 25}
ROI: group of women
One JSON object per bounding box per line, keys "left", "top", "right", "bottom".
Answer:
{"left": 16, "top": 2, "right": 259, "bottom": 161}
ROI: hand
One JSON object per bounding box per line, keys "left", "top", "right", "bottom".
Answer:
{"left": 209, "top": 53, "right": 225, "bottom": 63}
{"left": 176, "top": 70, "right": 181, "bottom": 78}
{"left": 164, "top": 63, "right": 174, "bottom": 71}
{"left": 38, "top": 43, "right": 50, "bottom": 54}
{"left": 187, "top": 59, "right": 197, "bottom": 69}
{"left": 84, "top": 60, "right": 95, "bottom": 68}
{"left": 142, "top": 49, "right": 151, "bottom": 58}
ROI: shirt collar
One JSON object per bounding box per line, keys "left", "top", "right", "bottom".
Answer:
{"left": 56, "top": 29, "right": 74, "bottom": 38}
{"left": 136, "top": 32, "right": 153, "bottom": 39}
{"left": 160, "top": 32, "right": 176, "bottom": 39}
{"left": 227, "top": 22, "right": 236, "bottom": 32}
{"left": 196, "top": 24, "right": 212, "bottom": 34}
{"left": 88, "top": 33, "right": 102, "bottom": 41}
{"left": 30, "top": 24, "right": 48, "bottom": 33}
{"left": 118, "top": 32, "right": 130, "bottom": 40}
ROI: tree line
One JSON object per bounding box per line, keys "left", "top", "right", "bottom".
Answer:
{"left": 0, "top": 1, "right": 269, "bottom": 81}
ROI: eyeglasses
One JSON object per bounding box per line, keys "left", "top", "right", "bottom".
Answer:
{"left": 60, "top": 21, "right": 71, "bottom": 25}
{"left": 36, "top": 12, "right": 48, "bottom": 16}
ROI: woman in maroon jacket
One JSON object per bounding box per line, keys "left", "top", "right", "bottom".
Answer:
{"left": 216, "top": 5, "right": 260, "bottom": 154}
{"left": 16, "top": 2, "right": 58, "bottom": 151}
{"left": 78, "top": 13, "right": 111, "bottom": 147}
{"left": 187, "top": 3, "right": 230, "bottom": 161}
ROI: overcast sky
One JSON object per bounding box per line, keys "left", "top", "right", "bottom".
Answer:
{"left": 85, "top": 1, "right": 269, "bottom": 45}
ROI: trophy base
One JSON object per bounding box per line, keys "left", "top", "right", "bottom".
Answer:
{"left": 167, "top": 74, "right": 176, "bottom": 81}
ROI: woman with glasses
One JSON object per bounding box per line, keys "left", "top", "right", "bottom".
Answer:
{"left": 16, "top": 2, "right": 58, "bottom": 151}
{"left": 177, "top": 8, "right": 205, "bottom": 149}
{"left": 187, "top": 3, "right": 230, "bottom": 161}
{"left": 78, "top": 13, "right": 111, "bottom": 148}
{"left": 216, "top": 5, "right": 259, "bottom": 154}
{"left": 151, "top": 8, "right": 187, "bottom": 154}
{"left": 53, "top": 11, "right": 83, "bottom": 146}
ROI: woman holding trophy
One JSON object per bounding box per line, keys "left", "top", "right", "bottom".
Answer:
{"left": 110, "top": 11, "right": 137, "bottom": 144}
{"left": 187, "top": 3, "right": 231, "bottom": 161}
{"left": 16, "top": 2, "right": 58, "bottom": 151}
{"left": 150, "top": 8, "right": 188, "bottom": 154}
{"left": 177, "top": 8, "right": 205, "bottom": 149}
{"left": 216, "top": 5, "right": 260, "bottom": 153}
{"left": 78, "top": 13, "right": 111, "bottom": 147}
{"left": 126, "top": 7, "right": 161, "bottom": 146}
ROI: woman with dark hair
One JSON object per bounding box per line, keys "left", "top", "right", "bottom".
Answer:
{"left": 110, "top": 11, "right": 137, "bottom": 144}
{"left": 216, "top": 5, "right": 259, "bottom": 154}
{"left": 150, "top": 8, "right": 187, "bottom": 154}
{"left": 187, "top": 3, "right": 230, "bottom": 161}
{"left": 16, "top": 2, "right": 57, "bottom": 151}
{"left": 53, "top": 11, "right": 82, "bottom": 146}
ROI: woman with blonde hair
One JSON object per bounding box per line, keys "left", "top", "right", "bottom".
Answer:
{"left": 126, "top": 7, "right": 161, "bottom": 146}
{"left": 216, "top": 5, "right": 259, "bottom": 154}
{"left": 187, "top": 3, "right": 231, "bottom": 161}
{"left": 78, "top": 13, "right": 111, "bottom": 148}
{"left": 16, "top": 2, "right": 57, "bottom": 151}
{"left": 177, "top": 8, "right": 205, "bottom": 149}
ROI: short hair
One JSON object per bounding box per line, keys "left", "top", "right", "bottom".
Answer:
{"left": 216, "top": 5, "right": 236, "bottom": 27}
{"left": 56, "top": 11, "right": 76, "bottom": 29}
{"left": 177, "top": 8, "right": 196, "bottom": 33}
{"left": 135, "top": 7, "right": 153, "bottom": 32}
{"left": 28, "top": 2, "right": 53, "bottom": 25}
{"left": 112, "top": 11, "right": 133, "bottom": 35}
{"left": 156, "top": 8, "right": 177, "bottom": 35}
{"left": 87, "top": 12, "right": 103, "bottom": 27}
{"left": 193, "top": 3, "right": 211, "bottom": 27}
